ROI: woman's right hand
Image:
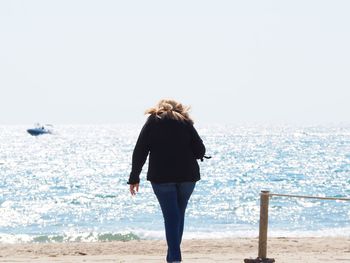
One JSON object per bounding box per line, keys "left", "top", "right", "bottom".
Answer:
{"left": 129, "top": 184, "right": 139, "bottom": 196}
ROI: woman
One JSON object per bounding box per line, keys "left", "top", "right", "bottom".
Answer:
{"left": 128, "top": 99, "right": 206, "bottom": 263}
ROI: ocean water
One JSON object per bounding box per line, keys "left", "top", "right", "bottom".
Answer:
{"left": 0, "top": 124, "right": 349, "bottom": 243}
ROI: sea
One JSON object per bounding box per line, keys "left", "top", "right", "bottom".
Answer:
{"left": 0, "top": 124, "right": 349, "bottom": 243}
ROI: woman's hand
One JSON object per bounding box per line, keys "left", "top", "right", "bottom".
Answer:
{"left": 129, "top": 183, "right": 139, "bottom": 196}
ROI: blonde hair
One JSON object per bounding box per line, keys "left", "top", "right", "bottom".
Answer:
{"left": 145, "top": 99, "right": 194, "bottom": 124}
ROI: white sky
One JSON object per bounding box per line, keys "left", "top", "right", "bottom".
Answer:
{"left": 1, "top": 1, "right": 349, "bottom": 125}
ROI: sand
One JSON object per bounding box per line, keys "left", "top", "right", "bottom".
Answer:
{"left": 0, "top": 237, "right": 349, "bottom": 262}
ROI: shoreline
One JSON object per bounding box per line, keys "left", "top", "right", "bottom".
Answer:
{"left": 0, "top": 237, "right": 349, "bottom": 262}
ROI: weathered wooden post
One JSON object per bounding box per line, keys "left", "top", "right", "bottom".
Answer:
{"left": 244, "top": 191, "right": 275, "bottom": 263}
{"left": 258, "top": 190, "right": 270, "bottom": 259}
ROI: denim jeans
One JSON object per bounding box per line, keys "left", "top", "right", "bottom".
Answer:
{"left": 151, "top": 182, "right": 196, "bottom": 262}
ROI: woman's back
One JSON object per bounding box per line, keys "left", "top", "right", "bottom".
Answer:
{"left": 146, "top": 117, "right": 204, "bottom": 183}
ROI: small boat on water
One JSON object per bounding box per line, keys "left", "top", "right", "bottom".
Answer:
{"left": 27, "top": 123, "right": 53, "bottom": 136}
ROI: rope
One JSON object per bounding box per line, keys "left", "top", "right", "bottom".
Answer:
{"left": 268, "top": 193, "right": 350, "bottom": 202}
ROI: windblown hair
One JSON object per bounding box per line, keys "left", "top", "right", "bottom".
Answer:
{"left": 145, "top": 99, "right": 194, "bottom": 124}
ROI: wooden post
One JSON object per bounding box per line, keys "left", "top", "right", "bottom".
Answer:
{"left": 258, "top": 191, "right": 270, "bottom": 259}
{"left": 244, "top": 191, "right": 275, "bottom": 263}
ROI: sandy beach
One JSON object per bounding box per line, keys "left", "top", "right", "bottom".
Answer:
{"left": 0, "top": 237, "right": 349, "bottom": 262}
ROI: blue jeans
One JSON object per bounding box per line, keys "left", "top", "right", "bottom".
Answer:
{"left": 151, "top": 182, "right": 196, "bottom": 262}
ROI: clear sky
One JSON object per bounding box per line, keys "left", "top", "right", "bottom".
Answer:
{"left": 1, "top": 1, "right": 349, "bottom": 125}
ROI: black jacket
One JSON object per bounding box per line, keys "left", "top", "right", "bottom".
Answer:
{"left": 128, "top": 115, "right": 206, "bottom": 184}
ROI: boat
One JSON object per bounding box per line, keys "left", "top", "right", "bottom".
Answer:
{"left": 27, "top": 123, "right": 53, "bottom": 136}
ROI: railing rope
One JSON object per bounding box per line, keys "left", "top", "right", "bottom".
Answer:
{"left": 244, "top": 191, "right": 350, "bottom": 263}
{"left": 269, "top": 193, "right": 350, "bottom": 202}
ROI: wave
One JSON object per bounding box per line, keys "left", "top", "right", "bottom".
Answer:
{"left": 1, "top": 227, "right": 350, "bottom": 244}
{"left": 0, "top": 232, "right": 140, "bottom": 244}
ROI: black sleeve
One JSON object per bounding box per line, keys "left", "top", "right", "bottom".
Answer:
{"left": 127, "top": 119, "right": 152, "bottom": 184}
{"left": 190, "top": 125, "right": 206, "bottom": 160}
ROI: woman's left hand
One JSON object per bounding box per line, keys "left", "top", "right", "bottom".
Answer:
{"left": 130, "top": 184, "right": 139, "bottom": 196}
